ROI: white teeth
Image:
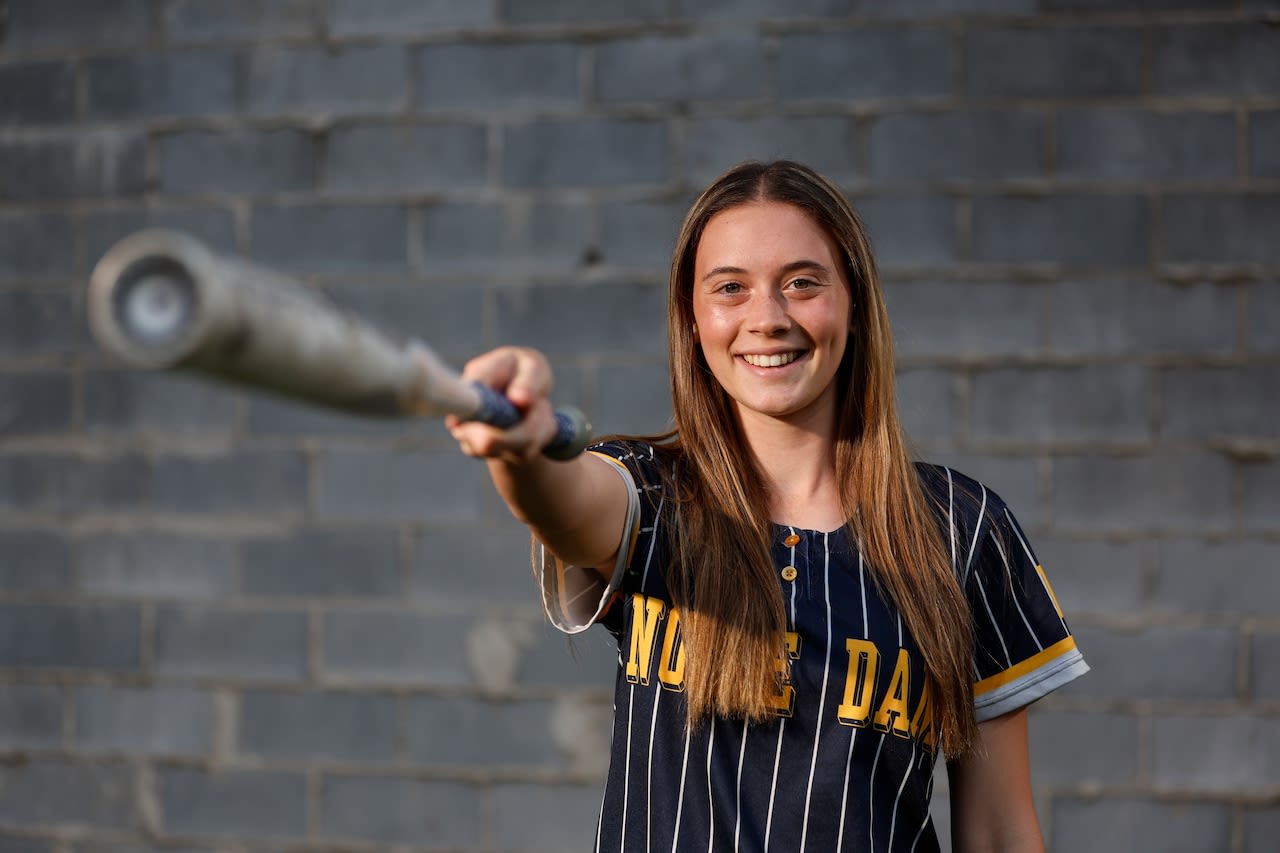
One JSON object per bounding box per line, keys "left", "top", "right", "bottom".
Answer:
{"left": 742, "top": 352, "right": 799, "bottom": 368}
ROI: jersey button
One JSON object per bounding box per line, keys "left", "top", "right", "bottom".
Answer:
{"left": 783, "top": 533, "right": 801, "bottom": 547}
{"left": 781, "top": 566, "right": 798, "bottom": 582}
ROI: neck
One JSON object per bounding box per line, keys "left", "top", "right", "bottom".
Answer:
{"left": 736, "top": 406, "right": 848, "bottom": 532}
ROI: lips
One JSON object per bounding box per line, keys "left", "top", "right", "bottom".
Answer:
{"left": 741, "top": 351, "right": 801, "bottom": 368}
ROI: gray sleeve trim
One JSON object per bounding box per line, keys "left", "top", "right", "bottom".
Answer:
{"left": 974, "top": 651, "right": 1091, "bottom": 722}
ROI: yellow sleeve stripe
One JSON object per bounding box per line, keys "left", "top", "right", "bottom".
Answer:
{"left": 974, "top": 636, "right": 1079, "bottom": 697}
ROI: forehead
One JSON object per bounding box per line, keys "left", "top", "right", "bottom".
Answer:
{"left": 695, "top": 201, "right": 841, "bottom": 271}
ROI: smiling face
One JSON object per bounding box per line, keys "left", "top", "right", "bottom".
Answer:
{"left": 691, "top": 200, "right": 852, "bottom": 430}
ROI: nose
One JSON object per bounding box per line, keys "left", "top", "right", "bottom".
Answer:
{"left": 746, "top": 290, "right": 791, "bottom": 335}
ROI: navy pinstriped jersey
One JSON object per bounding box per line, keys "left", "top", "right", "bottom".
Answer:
{"left": 538, "top": 440, "right": 1088, "bottom": 853}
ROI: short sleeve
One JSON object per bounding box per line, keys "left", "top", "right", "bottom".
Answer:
{"left": 948, "top": 475, "right": 1089, "bottom": 721}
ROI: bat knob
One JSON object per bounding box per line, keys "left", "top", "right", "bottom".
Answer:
{"left": 88, "top": 230, "right": 216, "bottom": 368}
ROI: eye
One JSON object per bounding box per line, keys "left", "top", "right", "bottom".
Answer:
{"left": 786, "top": 277, "right": 820, "bottom": 293}
{"left": 716, "top": 281, "right": 744, "bottom": 295}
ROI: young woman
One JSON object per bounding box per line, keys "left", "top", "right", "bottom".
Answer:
{"left": 449, "top": 161, "right": 1088, "bottom": 852}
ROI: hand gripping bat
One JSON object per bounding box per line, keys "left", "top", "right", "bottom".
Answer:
{"left": 87, "top": 230, "right": 592, "bottom": 460}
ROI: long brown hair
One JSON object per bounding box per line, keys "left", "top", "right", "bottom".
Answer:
{"left": 654, "top": 161, "right": 977, "bottom": 757}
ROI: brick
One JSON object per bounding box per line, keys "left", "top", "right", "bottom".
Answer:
{"left": 321, "top": 610, "right": 474, "bottom": 686}
{"left": 1048, "top": 278, "right": 1235, "bottom": 357}
{"left": 777, "top": 30, "right": 950, "bottom": 100}
{"left": 1028, "top": 711, "right": 1138, "bottom": 786}
{"left": 245, "top": 395, "right": 407, "bottom": 437}
{"left": 1253, "top": 632, "right": 1280, "bottom": 700}
{"left": 0, "top": 292, "right": 90, "bottom": 357}
{"left": 1051, "top": 798, "right": 1231, "bottom": 853}
{"left": 885, "top": 280, "right": 1042, "bottom": 359}
{"left": 1057, "top": 110, "right": 1236, "bottom": 181}
{"left": 0, "top": 453, "right": 76, "bottom": 514}
{"left": 1045, "top": 0, "right": 1225, "bottom": 7}
{"left": 689, "top": 0, "right": 1036, "bottom": 16}
{"left": 869, "top": 111, "right": 1043, "bottom": 183}
{"left": 154, "top": 606, "right": 307, "bottom": 680}
{"left": 75, "top": 686, "right": 212, "bottom": 755}
{"left": 0, "top": 838, "right": 51, "bottom": 853}
{"left": 1247, "top": 281, "right": 1280, "bottom": 355}
{"left": 594, "top": 363, "right": 674, "bottom": 436}
{"left": 0, "top": 604, "right": 141, "bottom": 670}
{"left": 75, "top": 534, "right": 237, "bottom": 600}
{"left": 73, "top": 845, "right": 212, "bottom": 853}
{"left": 159, "top": 768, "right": 306, "bottom": 839}
{"left": 1161, "top": 194, "right": 1280, "bottom": 265}
{"left": 517, "top": 621, "right": 617, "bottom": 688}
{"left": 1152, "top": 24, "right": 1280, "bottom": 96}
{"left": 1151, "top": 714, "right": 1280, "bottom": 791}
{"left": 87, "top": 52, "right": 238, "bottom": 119}
{"left": 158, "top": 129, "right": 319, "bottom": 194}
{"left": 504, "top": 118, "right": 669, "bottom": 188}
{"left": 330, "top": 0, "right": 495, "bottom": 35}
{"left": 972, "top": 194, "right": 1149, "bottom": 266}
{"left": 896, "top": 368, "right": 956, "bottom": 446}
{"left": 238, "top": 690, "right": 398, "bottom": 761}
{"left": 315, "top": 449, "right": 485, "bottom": 523}
{"left": 168, "top": 0, "right": 322, "bottom": 40}
{"left": 82, "top": 206, "right": 237, "bottom": 266}
{"left": 414, "top": 42, "right": 579, "bottom": 110}
{"left": 320, "top": 776, "right": 482, "bottom": 845}
{"left": 0, "top": 61, "right": 75, "bottom": 124}
{"left": 499, "top": 0, "right": 668, "bottom": 25}
{"left": 596, "top": 34, "right": 764, "bottom": 103}
{"left": 1161, "top": 366, "right": 1280, "bottom": 440}
{"left": 414, "top": 523, "right": 540, "bottom": 603}
{"left": 84, "top": 370, "right": 239, "bottom": 435}
{"left": 55, "top": 451, "right": 307, "bottom": 516}
{"left": 0, "top": 372, "right": 72, "bottom": 434}
{"left": 492, "top": 282, "right": 668, "bottom": 356}
{"left": 855, "top": 200, "right": 964, "bottom": 274}
{"left": 0, "top": 759, "right": 135, "bottom": 830}
{"left": 325, "top": 123, "right": 488, "bottom": 193}
{"left": 241, "top": 531, "right": 401, "bottom": 598}
{"left": 248, "top": 45, "right": 407, "bottom": 116}
{"left": 0, "top": 531, "right": 71, "bottom": 592}
{"left": 598, "top": 199, "right": 685, "bottom": 269}
{"left": 966, "top": 28, "right": 1143, "bottom": 97}
{"left": 1069, "top": 624, "right": 1236, "bottom": 700}
{"left": 250, "top": 204, "right": 409, "bottom": 274}
{"left": 1245, "top": 807, "right": 1280, "bottom": 853}
{"left": 682, "top": 117, "right": 859, "bottom": 187}
{"left": 417, "top": 200, "right": 597, "bottom": 275}
{"left": 0, "top": 212, "right": 74, "bottom": 279}
{"left": 0, "top": 134, "right": 146, "bottom": 201}
{"left": 492, "top": 784, "right": 604, "bottom": 852}
{"left": 4, "top": 0, "right": 150, "bottom": 49}
{"left": 0, "top": 684, "right": 63, "bottom": 749}
{"left": 1031, "top": 537, "right": 1144, "bottom": 617}
{"left": 1251, "top": 111, "right": 1280, "bottom": 178}
{"left": 1241, "top": 459, "right": 1280, "bottom": 532}
{"left": 406, "top": 697, "right": 564, "bottom": 766}
{"left": 1053, "top": 452, "right": 1233, "bottom": 533}
{"left": 970, "top": 366, "right": 1149, "bottom": 443}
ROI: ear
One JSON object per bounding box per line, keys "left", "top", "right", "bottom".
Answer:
{"left": 692, "top": 322, "right": 699, "bottom": 342}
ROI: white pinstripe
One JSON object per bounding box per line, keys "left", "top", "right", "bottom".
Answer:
{"left": 798, "top": 533, "right": 834, "bottom": 853}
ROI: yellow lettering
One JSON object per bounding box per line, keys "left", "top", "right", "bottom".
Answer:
{"left": 873, "top": 648, "right": 912, "bottom": 738}
{"left": 837, "top": 639, "right": 880, "bottom": 727}
{"left": 657, "top": 608, "right": 685, "bottom": 691}
{"left": 1035, "top": 564, "right": 1064, "bottom": 618}
{"left": 625, "top": 594, "right": 667, "bottom": 686}
{"left": 766, "top": 631, "right": 801, "bottom": 717}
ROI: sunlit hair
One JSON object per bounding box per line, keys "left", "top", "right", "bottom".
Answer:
{"left": 653, "top": 160, "right": 977, "bottom": 757}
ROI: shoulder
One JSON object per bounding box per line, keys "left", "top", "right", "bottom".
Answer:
{"left": 913, "top": 462, "right": 1019, "bottom": 545}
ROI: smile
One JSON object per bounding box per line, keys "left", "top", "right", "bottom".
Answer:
{"left": 741, "top": 351, "right": 801, "bottom": 368}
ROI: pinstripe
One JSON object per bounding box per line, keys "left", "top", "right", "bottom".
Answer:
{"left": 733, "top": 720, "right": 749, "bottom": 850}
{"left": 887, "top": 740, "right": 917, "bottom": 852}
{"left": 799, "top": 533, "right": 835, "bottom": 852}
{"left": 989, "top": 529, "right": 1044, "bottom": 652}
{"left": 908, "top": 765, "right": 936, "bottom": 853}
{"left": 670, "top": 724, "right": 692, "bottom": 852}
{"left": 975, "top": 565, "right": 1013, "bottom": 668}
{"left": 836, "top": 549, "right": 869, "bottom": 852}
{"left": 961, "top": 485, "right": 988, "bottom": 589}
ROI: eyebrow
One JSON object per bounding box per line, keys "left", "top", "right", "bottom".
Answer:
{"left": 700, "top": 259, "right": 833, "bottom": 282}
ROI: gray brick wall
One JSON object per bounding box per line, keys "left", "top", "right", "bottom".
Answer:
{"left": 0, "top": 1, "right": 1275, "bottom": 851}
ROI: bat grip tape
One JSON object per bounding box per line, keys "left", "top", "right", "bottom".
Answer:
{"left": 468, "top": 382, "right": 591, "bottom": 460}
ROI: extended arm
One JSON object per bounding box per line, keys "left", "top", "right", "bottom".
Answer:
{"left": 946, "top": 707, "right": 1045, "bottom": 853}
{"left": 447, "top": 347, "right": 630, "bottom": 577}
